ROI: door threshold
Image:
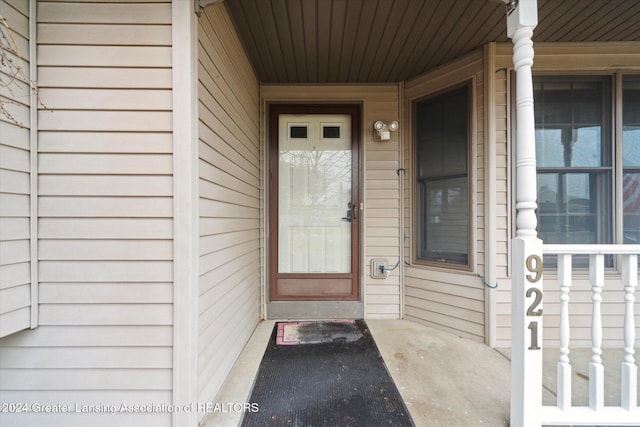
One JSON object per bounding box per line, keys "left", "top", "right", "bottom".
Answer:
{"left": 267, "top": 301, "right": 364, "bottom": 320}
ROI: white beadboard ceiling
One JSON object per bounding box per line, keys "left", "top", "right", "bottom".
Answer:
{"left": 223, "top": 0, "right": 640, "bottom": 83}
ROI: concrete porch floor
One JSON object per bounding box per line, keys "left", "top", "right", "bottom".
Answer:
{"left": 201, "top": 319, "right": 636, "bottom": 427}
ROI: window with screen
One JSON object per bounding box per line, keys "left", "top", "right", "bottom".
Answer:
{"left": 531, "top": 74, "right": 640, "bottom": 267}
{"left": 414, "top": 84, "right": 470, "bottom": 266}
{"left": 533, "top": 76, "right": 613, "bottom": 248}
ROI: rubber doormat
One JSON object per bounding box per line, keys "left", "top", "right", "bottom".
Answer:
{"left": 276, "top": 319, "right": 362, "bottom": 345}
{"left": 241, "top": 319, "right": 414, "bottom": 427}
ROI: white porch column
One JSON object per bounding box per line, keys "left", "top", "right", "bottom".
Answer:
{"left": 506, "top": 1, "right": 543, "bottom": 427}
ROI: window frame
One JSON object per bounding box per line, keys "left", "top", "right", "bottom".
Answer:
{"left": 412, "top": 80, "right": 474, "bottom": 269}
{"left": 532, "top": 74, "right": 614, "bottom": 247}
{"left": 620, "top": 74, "right": 640, "bottom": 245}
{"left": 516, "top": 71, "right": 640, "bottom": 261}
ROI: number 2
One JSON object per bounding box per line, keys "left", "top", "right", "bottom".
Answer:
{"left": 526, "top": 287, "right": 542, "bottom": 316}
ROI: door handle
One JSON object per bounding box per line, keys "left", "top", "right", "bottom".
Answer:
{"left": 344, "top": 202, "right": 357, "bottom": 221}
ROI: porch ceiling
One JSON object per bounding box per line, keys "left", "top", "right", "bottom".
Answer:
{"left": 224, "top": 0, "right": 640, "bottom": 84}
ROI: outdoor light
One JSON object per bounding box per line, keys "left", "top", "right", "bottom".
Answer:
{"left": 373, "top": 120, "right": 399, "bottom": 141}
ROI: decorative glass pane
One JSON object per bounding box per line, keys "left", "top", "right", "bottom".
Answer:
{"left": 537, "top": 172, "right": 611, "bottom": 244}
{"left": 534, "top": 76, "right": 613, "bottom": 254}
{"left": 416, "top": 87, "right": 468, "bottom": 178}
{"left": 623, "top": 76, "right": 640, "bottom": 167}
{"left": 535, "top": 80, "right": 572, "bottom": 125}
{"left": 322, "top": 125, "right": 341, "bottom": 139}
{"left": 623, "top": 172, "right": 640, "bottom": 244}
{"left": 290, "top": 125, "right": 308, "bottom": 139}
{"left": 623, "top": 76, "right": 640, "bottom": 246}
{"left": 534, "top": 77, "right": 610, "bottom": 168}
{"left": 421, "top": 177, "right": 468, "bottom": 264}
{"left": 415, "top": 85, "right": 469, "bottom": 265}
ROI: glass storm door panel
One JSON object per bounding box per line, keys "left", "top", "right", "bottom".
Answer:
{"left": 270, "top": 107, "right": 360, "bottom": 301}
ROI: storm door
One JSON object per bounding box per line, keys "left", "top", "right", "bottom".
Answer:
{"left": 269, "top": 105, "right": 360, "bottom": 301}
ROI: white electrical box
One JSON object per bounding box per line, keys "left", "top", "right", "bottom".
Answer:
{"left": 370, "top": 259, "right": 388, "bottom": 278}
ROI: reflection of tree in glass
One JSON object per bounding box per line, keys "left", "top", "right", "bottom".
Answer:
{"left": 280, "top": 149, "right": 351, "bottom": 206}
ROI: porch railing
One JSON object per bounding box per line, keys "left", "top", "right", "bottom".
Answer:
{"left": 540, "top": 244, "right": 640, "bottom": 426}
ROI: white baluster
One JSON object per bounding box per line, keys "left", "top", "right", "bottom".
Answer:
{"left": 589, "top": 254, "right": 604, "bottom": 410}
{"left": 621, "top": 254, "right": 637, "bottom": 411}
{"left": 557, "top": 253, "right": 572, "bottom": 410}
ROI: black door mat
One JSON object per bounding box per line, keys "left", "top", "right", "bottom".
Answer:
{"left": 241, "top": 319, "right": 415, "bottom": 427}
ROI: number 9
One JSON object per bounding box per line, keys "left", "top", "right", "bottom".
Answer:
{"left": 526, "top": 254, "right": 543, "bottom": 283}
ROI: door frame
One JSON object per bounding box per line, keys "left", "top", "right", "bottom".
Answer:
{"left": 268, "top": 103, "right": 362, "bottom": 302}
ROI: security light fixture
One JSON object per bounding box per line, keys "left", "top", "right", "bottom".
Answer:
{"left": 373, "top": 120, "right": 399, "bottom": 141}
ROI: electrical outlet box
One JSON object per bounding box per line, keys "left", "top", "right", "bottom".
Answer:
{"left": 371, "top": 259, "right": 388, "bottom": 278}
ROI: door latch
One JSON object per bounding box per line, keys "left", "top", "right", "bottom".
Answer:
{"left": 342, "top": 202, "right": 357, "bottom": 222}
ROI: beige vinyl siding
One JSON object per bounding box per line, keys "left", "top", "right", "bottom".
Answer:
{"left": 492, "top": 66, "right": 512, "bottom": 346}
{"left": 364, "top": 87, "right": 402, "bottom": 318}
{"left": 261, "top": 84, "right": 402, "bottom": 318}
{"left": 492, "top": 58, "right": 515, "bottom": 347}
{"left": 0, "top": 0, "right": 32, "bottom": 338}
{"left": 197, "top": 3, "right": 261, "bottom": 411}
{"left": 403, "top": 51, "right": 486, "bottom": 342}
{"left": 494, "top": 43, "right": 640, "bottom": 347}
{"left": 0, "top": 2, "right": 174, "bottom": 426}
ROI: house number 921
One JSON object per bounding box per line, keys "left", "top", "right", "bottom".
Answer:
{"left": 525, "top": 254, "right": 543, "bottom": 350}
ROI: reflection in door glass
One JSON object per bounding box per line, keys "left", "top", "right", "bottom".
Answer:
{"left": 279, "top": 115, "right": 352, "bottom": 273}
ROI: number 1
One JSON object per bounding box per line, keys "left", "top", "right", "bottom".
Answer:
{"left": 528, "top": 321, "right": 540, "bottom": 350}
